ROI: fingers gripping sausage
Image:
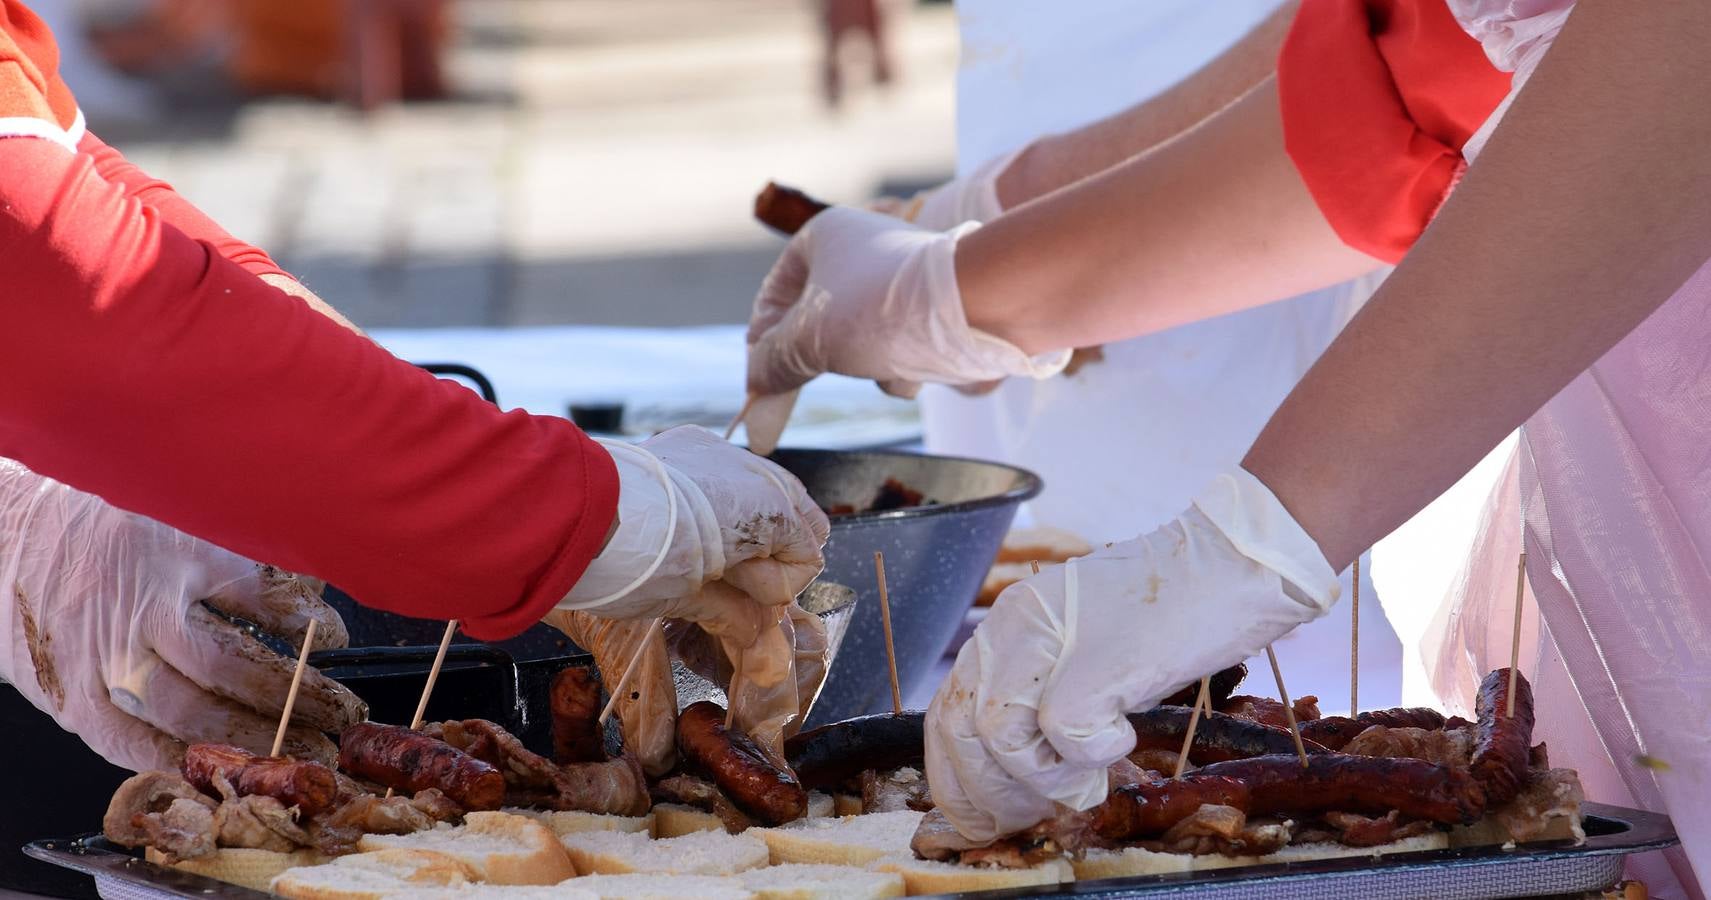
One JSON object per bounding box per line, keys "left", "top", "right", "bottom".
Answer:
{"left": 339, "top": 722, "right": 505, "bottom": 811}
{"left": 754, "top": 183, "right": 830, "bottom": 236}
{"left": 679, "top": 701, "right": 807, "bottom": 825}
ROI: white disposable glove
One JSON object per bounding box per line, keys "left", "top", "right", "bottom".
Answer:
{"left": 868, "top": 148, "right": 1020, "bottom": 231}
{"left": 0, "top": 460, "right": 366, "bottom": 772}
{"left": 558, "top": 426, "right": 830, "bottom": 646}
{"left": 745, "top": 207, "right": 1069, "bottom": 453}
{"left": 924, "top": 468, "right": 1341, "bottom": 842}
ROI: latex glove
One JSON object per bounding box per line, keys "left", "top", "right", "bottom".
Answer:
{"left": 666, "top": 602, "right": 831, "bottom": 762}
{"left": 559, "top": 426, "right": 829, "bottom": 646}
{"left": 868, "top": 148, "right": 1020, "bottom": 231}
{"left": 924, "top": 468, "right": 1341, "bottom": 842}
{"left": 745, "top": 208, "right": 1069, "bottom": 452}
{"left": 542, "top": 609, "right": 679, "bottom": 777}
{"left": 0, "top": 460, "right": 366, "bottom": 772}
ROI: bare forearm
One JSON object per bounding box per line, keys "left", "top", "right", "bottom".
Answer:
{"left": 996, "top": 1, "right": 1298, "bottom": 208}
{"left": 962, "top": 77, "right": 1377, "bottom": 354}
{"left": 1243, "top": 0, "right": 1711, "bottom": 571}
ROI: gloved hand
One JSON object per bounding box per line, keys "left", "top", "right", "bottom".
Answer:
{"left": 558, "top": 426, "right": 830, "bottom": 646}
{"left": 745, "top": 208, "right": 1070, "bottom": 453}
{"left": 0, "top": 460, "right": 366, "bottom": 772}
{"left": 868, "top": 148, "right": 1021, "bottom": 231}
{"left": 923, "top": 468, "right": 1341, "bottom": 842}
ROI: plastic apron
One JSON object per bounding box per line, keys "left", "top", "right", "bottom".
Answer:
{"left": 930, "top": 0, "right": 1401, "bottom": 713}
{"left": 1415, "top": 4, "right": 1711, "bottom": 894}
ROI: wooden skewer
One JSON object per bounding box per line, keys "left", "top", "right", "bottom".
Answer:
{"left": 1508, "top": 552, "right": 1527, "bottom": 717}
{"left": 875, "top": 552, "right": 903, "bottom": 716}
{"left": 724, "top": 394, "right": 757, "bottom": 441}
{"left": 1029, "top": 560, "right": 1041, "bottom": 575}
{"left": 1265, "top": 645, "right": 1310, "bottom": 769}
{"left": 1351, "top": 555, "right": 1360, "bottom": 717}
{"left": 599, "top": 618, "right": 665, "bottom": 725}
{"left": 269, "top": 619, "right": 319, "bottom": 758}
{"left": 1173, "top": 677, "right": 1212, "bottom": 779}
{"left": 727, "top": 646, "right": 743, "bottom": 730}
{"left": 387, "top": 619, "right": 459, "bottom": 798}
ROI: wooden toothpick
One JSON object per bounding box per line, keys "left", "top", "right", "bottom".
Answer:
{"left": 1173, "top": 677, "right": 1212, "bottom": 779}
{"left": 1508, "top": 552, "right": 1527, "bottom": 717}
{"left": 1265, "top": 645, "right": 1310, "bottom": 769}
{"left": 1351, "top": 555, "right": 1360, "bottom": 717}
{"left": 875, "top": 552, "right": 903, "bottom": 716}
{"left": 599, "top": 618, "right": 665, "bottom": 725}
{"left": 269, "top": 619, "right": 319, "bottom": 758}
{"left": 724, "top": 394, "right": 757, "bottom": 441}
{"left": 1029, "top": 561, "right": 1042, "bottom": 575}
{"left": 387, "top": 618, "right": 459, "bottom": 798}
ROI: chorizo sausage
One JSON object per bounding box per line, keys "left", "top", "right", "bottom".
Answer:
{"left": 1127, "top": 706, "right": 1330, "bottom": 764}
{"left": 550, "top": 667, "right": 606, "bottom": 765}
{"left": 679, "top": 701, "right": 807, "bottom": 824}
{"left": 784, "top": 711, "right": 925, "bottom": 790}
{"left": 1197, "top": 753, "right": 1486, "bottom": 825}
{"left": 754, "top": 183, "right": 829, "bottom": 236}
{"left": 182, "top": 744, "right": 338, "bottom": 817}
{"left": 339, "top": 722, "right": 505, "bottom": 811}
{"left": 1158, "top": 663, "right": 1249, "bottom": 709}
{"left": 1300, "top": 707, "right": 1451, "bottom": 751}
{"left": 1090, "top": 776, "right": 1252, "bottom": 840}
{"left": 1469, "top": 667, "right": 1535, "bottom": 805}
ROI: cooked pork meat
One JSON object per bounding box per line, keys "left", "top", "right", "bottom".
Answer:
{"left": 433, "top": 719, "right": 650, "bottom": 815}
{"left": 1220, "top": 695, "right": 1321, "bottom": 730}
{"left": 1146, "top": 804, "right": 1290, "bottom": 857}
{"left": 652, "top": 774, "right": 754, "bottom": 833}
{"left": 1342, "top": 725, "right": 1476, "bottom": 770}
{"left": 211, "top": 792, "right": 312, "bottom": 853}
{"left": 103, "top": 771, "right": 216, "bottom": 849}
{"left": 860, "top": 766, "right": 933, "bottom": 814}
{"left": 135, "top": 799, "right": 218, "bottom": 863}
{"left": 1320, "top": 810, "right": 1437, "bottom": 848}
{"left": 1490, "top": 768, "right": 1585, "bottom": 843}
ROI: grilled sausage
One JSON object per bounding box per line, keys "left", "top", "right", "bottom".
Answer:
{"left": 1469, "top": 668, "right": 1535, "bottom": 805}
{"left": 1158, "top": 663, "right": 1249, "bottom": 709}
{"left": 550, "top": 667, "right": 606, "bottom": 765}
{"left": 754, "top": 182, "right": 830, "bottom": 236}
{"left": 678, "top": 701, "right": 807, "bottom": 825}
{"left": 1300, "top": 707, "right": 1451, "bottom": 751}
{"left": 182, "top": 744, "right": 338, "bottom": 817}
{"left": 1127, "top": 706, "right": 1330, "bottom": 764}
{"left": 1197, "top": 753, "right": 1486, "bottom": 825}
{"left": 785, "top": 711, "right": 925, "bottom": 790}
{"left": 339, "top": 722, "right": 505, "bottom": 811}
{"left": 1090, "top": 776, "right": 1252, "bottom": 840}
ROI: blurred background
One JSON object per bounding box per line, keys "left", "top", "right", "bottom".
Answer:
{"left": 50, "top": 0, "right": 955, "bottom": 442}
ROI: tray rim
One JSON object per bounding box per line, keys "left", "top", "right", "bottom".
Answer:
{"left": 26, "top": 802, "right": 1677, "bottom": 900}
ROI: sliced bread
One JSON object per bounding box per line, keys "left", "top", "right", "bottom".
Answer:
{"left": 271, "top": 848, "right": 474, "bottom": 900}
{"left": 357, "top": 810, "right": 575, "bottom": 885}
{"left": 652, "top": 803, "right": 727, "bottom": 838}
{"left": 737, "top": 863, "right": 906, "bottom": 900}
{"left": 507, "top": 807, "right": 654, "bottom": 837}
{"left": 562, "top": 828, "right": 771, "bottom": 876}
{"left": 145, "top": 846, "right": 322, "bottom": 893}
{"left": 559, "top": 873, "right": 756, "bottom": 899}
{"left": 869, "top": 854, "right": 1074, "bottom": 895}
{"left": 753, "top": 811, "right": 924, "bottom": 866}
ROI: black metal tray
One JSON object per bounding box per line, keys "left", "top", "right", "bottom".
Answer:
{"left": 27, "top": 803, "right": 1676, "bottom": 900}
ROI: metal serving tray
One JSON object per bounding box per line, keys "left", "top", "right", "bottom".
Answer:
{"left": 27, "top": 803, "right": 1676, "bottom": 900}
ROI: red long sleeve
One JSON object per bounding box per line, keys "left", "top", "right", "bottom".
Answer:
{"left": 76, "top": 130, "right": 291, "bottom": 280}
{"left": 0, "top": 136, "right": 618, "bottom": 639}
{"left": 1277, "top": 0, "right": 1510, "bottom": 262}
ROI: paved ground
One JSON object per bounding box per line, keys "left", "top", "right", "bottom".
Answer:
{"left": 88, "top": 0, "right": 959, "bottom": 328}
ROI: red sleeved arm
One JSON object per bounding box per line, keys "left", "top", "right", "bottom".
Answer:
{"left": 0, "top": 136, "right": 618, "bottom": 640}
{"left": 74, "top": 129, "right": 291, "bottom": 281}
{"left": 1277, "top": 0, "right": 1510, "bottom": 262}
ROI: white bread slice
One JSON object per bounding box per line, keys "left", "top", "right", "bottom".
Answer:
{"left": 1073, "top": 831, "right": 1450, "bottom": 879}
{"left": 1451, "top": 813, "right": 1583, "bottom": 848}
{"left": 358, "top": 810, "right": 575, "bottom": 885}
{"left": 562, "top": 828, "right": 771, "bottom": 876}
{"left": 146, "top": 846, "right": 323, "bottom": 893}
{"left": 271, "top": 848, "right": 474, "bottom": 900}
{"left": 753, "top": 810, "right": 925, "bottom": 866}
{"left": 407, "top": 888, "right": 598, "bottom": 899}
{"left": 832, "top": 795, "right": 863, "bottom": 817}
{"left": 653, "top": 803, "right": 727, "bottom": 838}
{"left": 561, "top": 873, "right": 756, "bottom": 899}
{"left": 807, "top": 792, "right": 836, "bottom": 819}
{"left": 869, "top": 854, "right": 1073, "bottom": 895}
{"left": 738, "top": 863, "right": 905, "bottom": 900}
{"left": 507, "top": 807, "right": 654, "bottom": 837}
